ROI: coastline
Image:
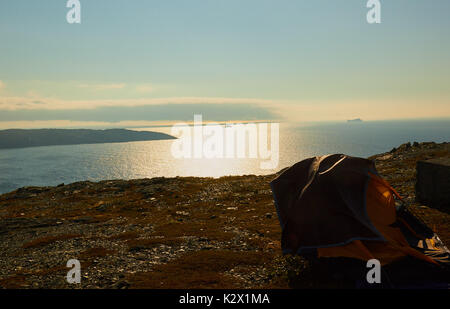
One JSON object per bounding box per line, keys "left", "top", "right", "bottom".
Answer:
{"left": 0, "top": 142, "right": 448, "bottom": 288}
{"left": 0, "top": 128, "right": 175, "bottom": 150}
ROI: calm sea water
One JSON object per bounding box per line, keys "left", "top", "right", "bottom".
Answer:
{"left": 0, "top": 119, "right": 448, "bottom": 194}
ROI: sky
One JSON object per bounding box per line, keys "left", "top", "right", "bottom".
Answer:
{"left": 0, "top": 0, "right": 449, "bottom": 128}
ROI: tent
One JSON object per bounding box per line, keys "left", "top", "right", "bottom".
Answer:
{"left": 270, "top": 154, "right": 449, "bottom": 270}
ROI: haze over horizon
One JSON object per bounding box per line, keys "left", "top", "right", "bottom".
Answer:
{"left": 1, "top": 0, "right": 449, "bottom": 129}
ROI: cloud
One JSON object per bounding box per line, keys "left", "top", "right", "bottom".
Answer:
{"left": 0, "top": 102, "right": 279, "bottom": 123}
{"left": 135, "top": 84, "right": 155, "bottom": 93}
{"left": 0, "top": 96, "right": 277, "bottom": 111}
{"left": 81, "top": 82, "right": 158, "bottom": 93}
{"left": 0, "top": 94, "right": 282, "bottom": 126}
{"left": 0, "top": 120, "right": 175, "bottom": 130}
{"left": 273, "top": 99, "right": 450, "bottom": 122}
{"left": 77, "top": 83, "right": 126, "bottom": 90}
{"left": 1, "top": 93, "right": 448, "bottom": 124}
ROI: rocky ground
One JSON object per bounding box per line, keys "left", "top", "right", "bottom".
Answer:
{"left": 0, "top": 142, "right": 448, "bottom": 289}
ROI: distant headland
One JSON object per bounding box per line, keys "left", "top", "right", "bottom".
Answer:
{"left": 347, "top": 118, "right": 363, "bottom": 123}
{"left": 0, "top": 129, "right": 176, "bottom": 150}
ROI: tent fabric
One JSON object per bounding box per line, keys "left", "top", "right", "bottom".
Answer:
{"left": 270, "top": 154, "right": 440, "bottom": 266}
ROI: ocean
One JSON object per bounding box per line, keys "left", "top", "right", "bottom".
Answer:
{"left": 0, "top": 119, "right": 448, "bottom": 194}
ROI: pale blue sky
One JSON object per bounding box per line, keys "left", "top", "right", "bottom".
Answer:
{"left": 0, "top": 0, "right": 449, "bottom": 127}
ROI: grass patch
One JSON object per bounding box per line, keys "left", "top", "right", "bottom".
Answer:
{"left": 108, "top": 231, "right": 139, "bottom": 241}
{"left": 153, "top": 222, "right": 234, "bottom": 242}
{"left": 80, "top": 247, "right": 114, "bottom": 259}
{"left": 127, "top": 250, "right": 269, "bottom": 288}
{"left": 0, "top": 275, "right": 28, "bottom": 289}
{"left": 127, "top": 237, "right": 185, "bottom": 251}
{"left": 22, "top": 234, "right": 81, "bottom": 249}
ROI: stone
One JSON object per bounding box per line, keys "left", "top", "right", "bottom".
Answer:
{"left": 397, "top": 142, "right": 411, "bottom": 151}
{"left": 416, "top": 157, "right": 450, "bottom": 209}
{"left": 113, "top": 280, "right": 130, "bottom": 289}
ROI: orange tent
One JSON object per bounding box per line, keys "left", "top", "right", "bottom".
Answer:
{"left": 270, "top": 154, "right": 449, "bottom": 267}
